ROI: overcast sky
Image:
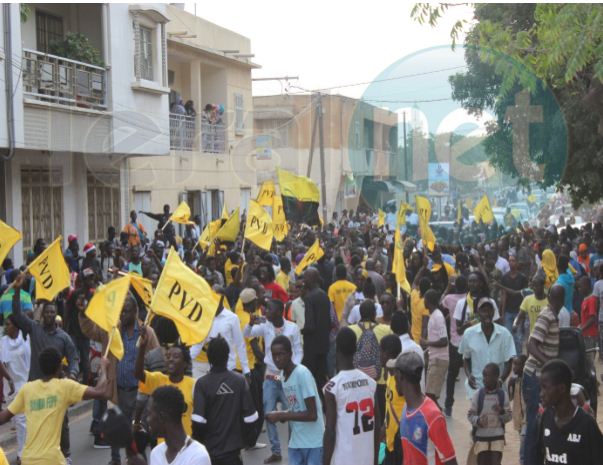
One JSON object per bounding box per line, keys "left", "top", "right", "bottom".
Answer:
{"left": 185, "top": 1, "right": 475, "bottom": 98}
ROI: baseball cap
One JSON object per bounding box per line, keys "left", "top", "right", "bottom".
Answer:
{"left": 387, "top": 351, "right": 424, "bottom": 377}
{"left": 67, "top": 234, "right": 78, "bottom": 243}
{"left": 239, "top": 288, "right": 257, "bottom": 304}
{"left": 477, "top": 297, "right": 497, "bottom": 310}
{"left": 83, "top": 242, "right": 96, "bottom": 255}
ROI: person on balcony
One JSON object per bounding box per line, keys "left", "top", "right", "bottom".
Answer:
{"left": 185, "top": 100, "right": 196, "bottom": 117}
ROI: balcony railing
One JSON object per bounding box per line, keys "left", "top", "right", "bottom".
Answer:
{"left": 22, "top": 48, "right": 107, "bottom": 110}
{"left": 169, "top": 113, "right": 226, "bottom": 153}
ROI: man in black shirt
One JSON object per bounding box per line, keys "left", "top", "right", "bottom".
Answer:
{"left": 499, "top": 255, "right": 528, "bottom": 355}
{"left": 537, "top": 359, "right": 603, "bottom": 465}
{"left": 301, "top": 268, "right": 331, "bottom": 394}
{"left": 192, "top": 336, "right": 258, "bottom": 465}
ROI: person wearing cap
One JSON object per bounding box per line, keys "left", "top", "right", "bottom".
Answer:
{"left": 458, "top": 297, "right": 515, "bottom": 401}
{"left": 244, "top": 299, "right": 302, "bottom": 464}
{"left": 392, "top": 351, "right": 457, "bottom": 465}
{"left": 82, "top": 242, "right": 103, "bottom": 283}
{"left": 64, "top": 235, "right": 81, "bottom": 273}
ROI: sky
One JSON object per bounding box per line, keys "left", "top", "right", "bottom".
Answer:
{"left": 184, "top": 1, "right": 475, "bottom": 99}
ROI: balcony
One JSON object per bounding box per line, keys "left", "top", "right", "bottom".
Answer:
{"left": 169, "top": 113, "right": 226, "bottom": 153}
{"left": 23, "top": 48, "right": 107, "bottom": 110}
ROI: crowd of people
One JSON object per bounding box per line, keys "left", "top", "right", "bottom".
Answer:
{"left": 1, "top": 203, "right": 603, "bottom": 465}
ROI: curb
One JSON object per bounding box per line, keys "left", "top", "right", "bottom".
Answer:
{"left": 0, "top": 399, "right": 93, "bottom": 452}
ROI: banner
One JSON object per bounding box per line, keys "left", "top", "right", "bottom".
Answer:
{"left": 244, "top": 200, "right": 274, "bottom": 251}
{"left": 294, "top": 239, "right": 324, "bottom": 275}
{"left": 256, "top": 180, "right": 276, "bottom": 207}
{"left": 151, "top": 249, "right": 220, "bottom": 345}
{"left": 473, "top": 194, "right": 494, "bottom": 224}
{"left": 28, "top": 237, "right": 70, "bottom": 301}
{"left": 85, "top": 276, "right": 131, "bottom": 360}
{"left": 415, "top": 196, "right": 436, "bottom": 252}
{"left": 428, "top": 163, "right": 450, "bottom": 195}
{"left": 0, "top": 220, "right": 22, "bottom": 265}
{"left": 272, "top": 195, "right": 289, "bottom": 242}
{"left": 215, "top": 208, "right": 240, "bottom": 242}
{"left": 392, "top": 228, "right": 411, "bottom": 294}
{"left": 170, "top": 201, "right": 195, "bottom": 225}
{"left": 277, "top": 168, "right": 320, "bottom": 226}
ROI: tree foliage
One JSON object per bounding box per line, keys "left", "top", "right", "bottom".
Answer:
{"left": 412, "top": 3, "right": 603, "bottom": 207}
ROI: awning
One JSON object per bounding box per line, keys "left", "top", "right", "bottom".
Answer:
{"left": 395, "top": 180, "right": 417, "bottom": 191}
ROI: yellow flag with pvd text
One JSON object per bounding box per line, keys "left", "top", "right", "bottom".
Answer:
{"left": 85, "top": 276, "right": 131, "bottom": 360}
{"left": 396, "top": 202, "right": 413, "bottom": 227}
{"left": 392, "top": 228, "right": 411, "bottom": 294}
{"left": 295, "top": 239, "right": 324, "bottom": 275}
{"left": 198, "top": 219, "right": 222, "bottom": 256}
{"left": 27, "top": 237, "right": 70, "bottom": 301}
{"left": 272, "top": 195, "right": 289, "bottom": 242}
{"left": 0, "top": 220, "right": 21, "bottom": 265}
{"left": 256, "top": 180, "right": 276, "bottom": 207}
{"left": 415, "top": 196, "right": 436, "bottom": 252}
{"left": 473, "top": 194, "right": 494, "bottom": 224}
{"left": 245, "top": 200, "right": 273, "bottom": 251}
{"left": 151, "top": 249, "right": 221, "bottom": 346}
{"left": 170, "top": 201, "right": 195, "bottom": 225}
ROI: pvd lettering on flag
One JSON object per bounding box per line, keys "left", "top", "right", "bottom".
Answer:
{"left": 167, "top": 280, "right": 204, "bottom": 322}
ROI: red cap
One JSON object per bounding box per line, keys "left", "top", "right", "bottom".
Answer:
{"left": 68, "top": 234, "right": 78, "bottom": 243}
{"left": 83, "top": 242, "right": 96, "bottom": 254}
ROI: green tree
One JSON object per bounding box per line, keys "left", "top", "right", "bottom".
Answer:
{"left": 412, "top": 3, "right": 603, "bottom": 206}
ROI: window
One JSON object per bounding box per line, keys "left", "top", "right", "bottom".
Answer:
{"left": 21, "top": 168, "right": 63, "bottom": 251}
{"left": 140, "top": 26, "right": 154, "bottom": 80}
{"left": 235, "top": 93, "right": 244, "bottom": 135}
{"left": 36, "top": 11, "right": 64, "bottom": 53}
{"left": 87, "top": 171, "right": 120, "bottom": 243}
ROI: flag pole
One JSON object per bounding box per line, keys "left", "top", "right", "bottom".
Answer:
{"left": 161, "top": 219, "right": 171, "bottom": 231}
{"left": 104, "top": 327, "right": 116, "bottom": 358}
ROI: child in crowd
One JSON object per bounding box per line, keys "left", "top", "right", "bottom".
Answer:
{"left": 468, "top": 363, "right": 512, "bottom": 465}
{"left": 508, "top": 355, "right": 527, "bottom": 465}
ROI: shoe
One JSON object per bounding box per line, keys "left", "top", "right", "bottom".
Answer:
{"left": 247, "top": 442, "right": 267, "bottom": 450}
{"left": 444, "top": 406, "right": 452, "bottom": 417}
{"left": 264, "top": 454, "right": 282, "bottom": 464}
{"left": 94, "top": 435, "right": 111, "bottom": 449}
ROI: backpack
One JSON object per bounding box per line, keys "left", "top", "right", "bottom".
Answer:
{"left": 353, "top": 323, "right": 381, "bottom": 380}
{"left": 471, "top": 387, "right": 506, "bottom": 441}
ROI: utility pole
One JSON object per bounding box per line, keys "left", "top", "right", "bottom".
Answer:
{"left": 403, "top": 111, "right": 409, "bottom": 203}
{"left": 306, "top": 96, "right": 319, "bottom": 177}
{"left": 317, "top": 93, "right": 328, "bottom": 224}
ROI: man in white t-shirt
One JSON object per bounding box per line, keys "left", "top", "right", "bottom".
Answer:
{"left": 421, "top": 290, "right": 449, "bottom": 408}
{"left": 148, "top": 386, "right": 211, "bottom": 465}
{"left": 323, "top": 327, "right": 379, "bottom": 465}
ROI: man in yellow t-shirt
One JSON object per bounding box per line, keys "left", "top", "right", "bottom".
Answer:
{"left": 136, "top": 335, "right": 194, "bottom": 438}
{"left": 381, "top": 335, "right": 405, "bottom": 464}
{"left": 515, "top": 275, "right": 548, "bottom": 335}
{"left": 276, "top": 257, "right": 292, "bottom": 293}
{"left": 328, "top": 264, "right": 357, "bottom": 322}
{"left": 0, "top": 347, "right": 109, "bottom": 465}
{"left": 410, "top": 281, "right": 430, "bottom": 343}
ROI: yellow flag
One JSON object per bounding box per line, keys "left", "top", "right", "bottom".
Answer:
{"left": 378, "top": 209, "right": 385, "bottom": 227}
{"left": 396, "top": 202, "right": 413, "bottom": 226}
{"left": 473, "top": 194, "right": 494, "bottom": 224}
{"left": 215, "top": 208, "right": 240, "bottom": 242}
{"left": 85, "top": 276, "right": 131, "bottom": 360}
{"left": 272, "top": 195, "right": 289, "bottom": 242}
{"left": 245, "top": 200, "right": 273, "bottom": 251}
{"left": 277, "top": 168, "right": 320, "bottom": 202}
{"left": 0, "top": 220, "right": 22, "bottom": 265}
{"left": 257, "top": 180, "right": 276, "bottom": 207}
{"left": 392, "top": 228, "right": 411, "bottom": 294}
{"left": 221, "top": 203, "right": 229, "bottom": 220}
{"left": 27, "top": 237, "right": 70, "bottom": 301}
{"left": 170, "top": 201, "right": 195, "bottom": 225}
{"left": 129, "top": 273, "right": 153, "bottom": 307}
{"left": 198, "top": 219, "right": 222, "bottom": 255}
{"left": 457, "top": 199, "right": 462, "bottom": 224}
{"left": 415, "top": 196, "right": 436, "bottom": 252}
{"left": 295, "top": 239, "right": 324, "bottom": 275}
{"left": 150, "top": 249, "right": 220, "bottom": 345}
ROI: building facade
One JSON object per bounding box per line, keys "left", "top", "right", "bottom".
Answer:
{"left": 128, "top": 5, "right": 258, "bottom": 234}
{"left": 253, "top": 94, "right": 404, "bottom": 217}
{"left": 0, "top": 3, "right": 170, "bottom": 261}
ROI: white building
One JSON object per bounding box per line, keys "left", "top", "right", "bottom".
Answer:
{"left": 0, "top": 3, "right": 170, "bottom": 261}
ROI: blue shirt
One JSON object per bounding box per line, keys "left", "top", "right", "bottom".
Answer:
{"left": 116, "top": 323, "right": 139, "bottom": 389}
{"left": 556, "top": 271, "right": 575, "bottom": 313}
{"left": 282, "top": 364, "right": 325, "bottom": 449}
{"left": 458, "top": 323, "right": 516, "bottom": 399}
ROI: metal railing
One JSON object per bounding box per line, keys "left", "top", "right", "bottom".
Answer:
{"left": 169, "top": 113, "right": 226, "bottom": 153}
{"left": 22, "top": 48, "right": 107, "bottom": 110}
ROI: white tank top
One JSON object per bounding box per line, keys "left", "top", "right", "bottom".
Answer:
{"left": 324, "top": 368, "right": 377, "bottom": 465}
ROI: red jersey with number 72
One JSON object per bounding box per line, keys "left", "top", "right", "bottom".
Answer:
{"left": 400, "top": 396, "right": 456, "bottom": 465}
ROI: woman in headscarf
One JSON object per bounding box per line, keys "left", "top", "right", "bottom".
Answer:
{"left": 540, "top": 249, "right": 559, "bottom": 292}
